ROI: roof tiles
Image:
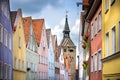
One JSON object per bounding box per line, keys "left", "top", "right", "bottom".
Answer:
{"left": 32, "top": 19, "right": 44, "bottom": 46}
{"left": 23, "top": 17, "right": 31, "bottom": 46}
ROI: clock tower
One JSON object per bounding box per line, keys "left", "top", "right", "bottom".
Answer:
{"left": 60, "top": 15, "right": 76, "bottom": 80}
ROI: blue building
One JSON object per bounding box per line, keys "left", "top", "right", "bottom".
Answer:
{"left": 0, "top": 0, "right": 12, "bottom": 80}
{"left": 46, "top": 29, "right": 55, "bottom": 80}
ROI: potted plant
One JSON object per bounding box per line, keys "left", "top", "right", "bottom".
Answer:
{"left": 82, "top": 42, "right": 86, "bottom": 49}
{"left": 82, "top": 60, "right": 88, "bottom": 70}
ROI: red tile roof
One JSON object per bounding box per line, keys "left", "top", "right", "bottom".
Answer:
{"left": 23, "top": 17, "right": 31, "bottom": 46}
{"left": 32, "top": 19, "right": 44, "bottom": 46}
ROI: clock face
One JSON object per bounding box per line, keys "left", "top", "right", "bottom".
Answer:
{"left": 1, "top": 1, "right": 9, "bottom": 19}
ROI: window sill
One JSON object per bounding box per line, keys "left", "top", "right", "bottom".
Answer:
{"left": 111, "top": 0, "right": 115, "bottom": 6}
{"left": 98, "top": 29, "right": 102, "bottom": 33}
{"left": 102, "top": 51, "right": 120, "bottom": 63}
{"left": 105, "top": 9, "right": 109, "bottom": 14}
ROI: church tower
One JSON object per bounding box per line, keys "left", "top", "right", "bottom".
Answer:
{"left": 60, "top": 15, "right": 76, "bottom": 80}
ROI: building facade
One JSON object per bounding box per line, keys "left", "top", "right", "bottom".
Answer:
{"left": 80, "top": 0, "right": 102, "bottom": 80}
{"left": 32, "top": 19, "right": 48, "bottom": 80}
{"left": 90, "top": 2, "right": 102, "bottom": 80}
{"left": 23, "top": 17, "right": 39, "bottom": 80}
{"left": 0, "top": 0, "right": 12, "bottom": 79}
{"left": 52, "top": 35, "right": 60, "bottom": 80}
{"left": 102, "top": 0, "right": 120, "bottom": 79}
{"left": 60, "top": 15, "right": 76, "bottom": 80}
{"left": 11, "top": 9, "right": 26, "bottom": 80}
{"left": 46, "top": 29, "right": 55, "bottom": 80}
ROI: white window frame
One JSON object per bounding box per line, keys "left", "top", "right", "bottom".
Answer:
{"left": 9, "top": 34, "right": 12, "bottom": 50}
{"left": 22, "top": 61, "right": 24, "bottom": 71}
{"left": 91, "top": 56, "right": 93, "bottom": 72}
{"left": 98, "top": 49, "right": 102, "bottom": 70}
{"left": 112, "top": 26, "right": 116, "bottom": 54}
{"left": 94, "top": 53, "right": 97, "bottom": 71}
{"left": 14, "top": 58, "right": 17, "bottom": 69}
{"left": 4, "top": 28, "right": 8, "bottom": 47}
{"left": 18, "top": 59, "right": 20, "bottom": 70}
{"left": 106, "top": 32, "right": 109, "bottom": 56}
{"left": 119, "top": 21, "right": 120, "bottom": 51}
{"left": 4, "top": 63, "right": 7, "bottom": 79}
{"left": 105, "top": 0, "right": 109, "bottom": 13}
{"left": 0, "top": 61, "right": 2, "bottom": 79}
{"left": 0, "top": 24, "right": 3, "bottom": 43}
{"left": 91, "top": 23, "right": 93, "bottom": 40}
{"left": 95, "top": 18, "right": 98, "bottom": 35}
{"left": 98, "top": 12, "right": 102, "bottom": 31}
{"left": 8, "top": 66, "right": 11, "bottom": 80}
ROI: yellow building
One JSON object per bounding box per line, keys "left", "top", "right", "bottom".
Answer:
{"left": 11, "top": 9, "right": 26, "bottom": 80}
{"left": 102, "top": 0, "right": 120, "bottom": 79}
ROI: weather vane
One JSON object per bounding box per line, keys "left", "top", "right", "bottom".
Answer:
{"left": 66, "top": 10, "right": 69, "bottom": 18}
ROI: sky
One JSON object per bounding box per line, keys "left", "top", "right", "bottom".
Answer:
{"left": 10, "top": 0, "right": 82, "bottom": 55}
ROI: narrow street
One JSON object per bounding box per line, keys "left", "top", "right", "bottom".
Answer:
{"left": 0, "top": 0, "right": 120, "bottom": 80}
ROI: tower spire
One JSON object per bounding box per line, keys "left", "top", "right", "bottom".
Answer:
{"left": 63, "top": 11, "right": 70, "bottom": 38}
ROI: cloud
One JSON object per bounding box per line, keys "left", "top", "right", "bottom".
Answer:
{"left": 71, "top": 19, "right": 80, "bottom": 35}
{"left": 10, "top": 0, "right": 63, "bottom": 15}
{"left": 51, "top": 18, "right": 64, "bottom": 45}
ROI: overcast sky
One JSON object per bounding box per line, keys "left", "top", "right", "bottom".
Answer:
{"left": 10, "top": 0, "right": 82, "bottom": 55}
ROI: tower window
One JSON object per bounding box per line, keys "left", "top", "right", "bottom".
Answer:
{"left": 69, "top": 49, "right": 73, "bottom": 52}
{"left": 64, "top": 49, "right": 66, "bottom": 52}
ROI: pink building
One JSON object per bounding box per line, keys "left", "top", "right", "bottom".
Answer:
{"left": 32, "top": 19, "right": 48, "bottom": 80}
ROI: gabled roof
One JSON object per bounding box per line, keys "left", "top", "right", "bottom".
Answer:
{"left": 32, "top": 19, "right": 44, "bottom": 46}
{"left": 23, "top": 17, "right": 31, "bottom": 46}
{"left": 61, "top": 38, "right": 76, "bottom": 47}
{"left": 10, "top": 9, "right": 22, "bottom": 31}
{"left": 46, "top": 28, "right": 51, "bottom": 48}
{"left": 10, "top": 11, "right": 17, "bottom": 30}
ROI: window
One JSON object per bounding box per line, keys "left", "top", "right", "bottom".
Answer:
{"left": 18, "top": 37, "right": 21, "bottom": 48}
{"left": 4, "top": 29, "right": 8, "bottom": 47}
{"left": 98, "top": 50, "right": 102, "bottom": 70}
{"left": 69, "top": 49, "right": 73, "bottom": 52}
{"left": 18, "top": 59, "right": 20, "bottom": 70}
{"left": 106, "top": 33, "right": 109, "bottom": 56}
{"left": 64, "top": 49, "right": 66, "bottom": 52}
{"left": 119, "top": 21, "right": 120, "bottom": 50}
{"left": 0, "top": 25, "right": 3, "bottom": 43}
{"left": 0, "top": 61, "right": 2, "bottom": 79}
{"left": 8, "top": 66, "right": 11, "bottom": 80}
{"left": 91, "top": 23, "right": 94, "bottom": 39}
{"left": 1, "top": 1, "right": 9, "bottom": 19}
{"left": 4, "top": 64, "right": 7, "bottom": 79}
{"left": 112, "top": 26, "right": 116, "bottom": 53}
{"left": 91, "top": 56, "right": 93, "bottom": 72}
{"left": 14, "top": 58, "right": 17, "bottom": 68}
{"left": 105, "top": 0, "right": 109, "bottom": 13}
{"left": 95, "top": 18, "right": 98, "bottom": 35}
{"left": 22, "top": 61, "right": 24, "bottom": 71}
{"left": 94, "top": 54, "right": 97, "bottom": 71}
{"left": 9, "top": 34, "right": 12, "bottom": 50}
{"left": 98, "top": 12, "right": 102, "bottom": 31}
